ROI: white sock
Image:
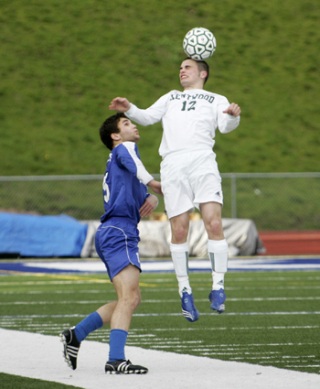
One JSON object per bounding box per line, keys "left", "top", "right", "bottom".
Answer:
{"left": 170, "top": 242, "right": 191, "bottom": 296}
{"left": 208, "top": 239, "right": 228, "bottom": 290}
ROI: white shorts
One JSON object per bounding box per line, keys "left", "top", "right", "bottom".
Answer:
{"left": 160, "top": 150, "right": 223, "bottom": 219}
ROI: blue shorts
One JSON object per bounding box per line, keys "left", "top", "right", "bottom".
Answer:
{"left": 95, "top": 218, "right": 141, "bottom": 280}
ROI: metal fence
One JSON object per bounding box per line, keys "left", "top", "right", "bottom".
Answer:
{"left": 0, "top": 173, "right": 319, "bottom": 231}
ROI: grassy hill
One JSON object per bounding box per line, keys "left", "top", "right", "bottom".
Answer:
{"left": 1, "top": 0, "right": 319, "bottom": 176}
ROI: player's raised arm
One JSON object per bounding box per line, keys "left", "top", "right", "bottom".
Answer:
{"left": 109, "top": 97, "right": 130, "bottom": 112}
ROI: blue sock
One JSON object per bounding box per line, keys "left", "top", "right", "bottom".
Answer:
{"left": 108, "top": 329, "right": 128, "bottom": 362}
{"left": 74, "top": 311, "right": 103, "bottom": 342}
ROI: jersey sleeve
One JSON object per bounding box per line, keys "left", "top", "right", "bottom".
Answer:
{"left": 216, "top": 96, "right": 240, "bottom": 134}
{"left": 126, "top": 93, "right": 170, "bottom": 125}
{"left": 117, "top": 142, "right": 154, "bottom": 185}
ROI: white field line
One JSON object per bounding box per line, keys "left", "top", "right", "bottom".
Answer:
{"left": 1, "top": 257, "right": 320, "bottom": 274}
{"left": 2, "top": 296, "right": 320, "bottom": 305}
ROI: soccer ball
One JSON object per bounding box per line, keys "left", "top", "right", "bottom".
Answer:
{"left": 183, "top": 27, "right": 216, "bottom": 60}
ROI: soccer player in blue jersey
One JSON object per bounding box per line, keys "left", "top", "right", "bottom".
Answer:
{"left": 60, "top": 113, "right": 161, "bottom": 374}
{"left": 109, "top": 58, "right": 241, "bottom": 323}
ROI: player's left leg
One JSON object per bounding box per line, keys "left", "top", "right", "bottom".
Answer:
{"left": 200, "top": 202, "right": 228, "bottom": 313}
{"left": 60, "top": 302, "right": 116, "bottom": 370}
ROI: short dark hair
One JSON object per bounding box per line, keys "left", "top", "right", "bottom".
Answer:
{"left": 99, "top": 112, "right": 127, "bottom": 150}
{"left": 196, "top": 59, "right": 210, "bottom": 84}
{"left": 185, "top": 57, "right": 210, "bottom": 84}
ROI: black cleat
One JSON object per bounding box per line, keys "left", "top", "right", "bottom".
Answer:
{"left": 105, "top": 359, "right": 148, "bottom": 374}
{"left": 60, "top": 327, "right": 81, "bottom": 370}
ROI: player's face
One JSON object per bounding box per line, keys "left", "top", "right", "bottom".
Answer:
{"left": 179, "top": 59, "right": 205, "bottom": 89}
{"left": 118, "top": 117, "right": 140, "bottom": 143}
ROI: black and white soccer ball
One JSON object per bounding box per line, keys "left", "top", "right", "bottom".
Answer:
{"left": 183, "top": 27, "right": 216, "bottom": 60}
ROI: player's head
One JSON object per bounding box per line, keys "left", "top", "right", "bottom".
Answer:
{"left": 180, "top": 58, "right": 210, "bottom": 88}
{"left": 99, "top": 113, "right": 140, "bottom": 150}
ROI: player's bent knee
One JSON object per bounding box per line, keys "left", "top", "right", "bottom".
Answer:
{"left": 205, "top": 219, "right": 223, "bottom": 236}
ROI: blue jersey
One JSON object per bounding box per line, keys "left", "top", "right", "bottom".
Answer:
{"left": 100, "top": 142, "right": 153, "bottom": 224}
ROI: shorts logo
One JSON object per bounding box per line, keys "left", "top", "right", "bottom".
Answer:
{"left": 215, "top": 191, "right": 221, "bottom": 197}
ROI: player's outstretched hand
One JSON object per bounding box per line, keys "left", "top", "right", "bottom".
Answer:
{"left": 223, "top": 103, "right": 241, "bottom": 117}
{"left": 140, "top": 194, "right": 159, "bottom": 217}
{"left": 109, "top": 97, "right": 130, "bottom": 112}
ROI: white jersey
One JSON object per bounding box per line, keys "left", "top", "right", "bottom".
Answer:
{"left": 126, "top": 89, "right": 240, "bottom": 158}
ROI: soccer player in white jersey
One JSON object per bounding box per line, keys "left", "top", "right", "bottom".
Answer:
{"left": 109, "top": 58, "right": 241, "bottom": 322}
{"left": 60, "top": 113, "right": 161, "bottom": 374}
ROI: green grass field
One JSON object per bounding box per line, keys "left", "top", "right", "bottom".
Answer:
{"left": 1, "top": 269, "right": 319, "bottom": 387}
{"left": 1, "top": 0, "right": 319, "bottom": 175}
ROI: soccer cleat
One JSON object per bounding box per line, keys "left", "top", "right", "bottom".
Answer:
{"left": 60, "top": 327, "right": 81, "bottom": 370}
{"left": 181, "top": 290, "right": 199, "bottom": 322}
{"left": 105, "top": 359, "right": 148, "bottom": 374}
{"left": 209, "top": 288, "right": 226, "bottom": 314}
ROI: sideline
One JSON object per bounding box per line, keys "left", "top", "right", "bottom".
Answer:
{"left": 1, "top": 256, "right": 320, "bottom": 274}
{"left": 1, "top": 329, "right": 319, "bottom": 389}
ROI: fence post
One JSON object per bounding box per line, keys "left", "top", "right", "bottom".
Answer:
{"left": 231, "top": 174, "right": 237, "bottom": 219}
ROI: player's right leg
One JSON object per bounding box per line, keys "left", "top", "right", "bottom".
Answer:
{"left": 96, "top": 221, "right": 148, "bottom": 373}
{"left": 105, "top": 265, "right": 148, "bottom": 374}
{"left": 170, "top": 214, "right": 199, "bottom": 322}
{"left": 170, "top": 241, "right": 200, "bottom": 322}
{"left": 161, "top": 153, "right": 200, "bottom": 322}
